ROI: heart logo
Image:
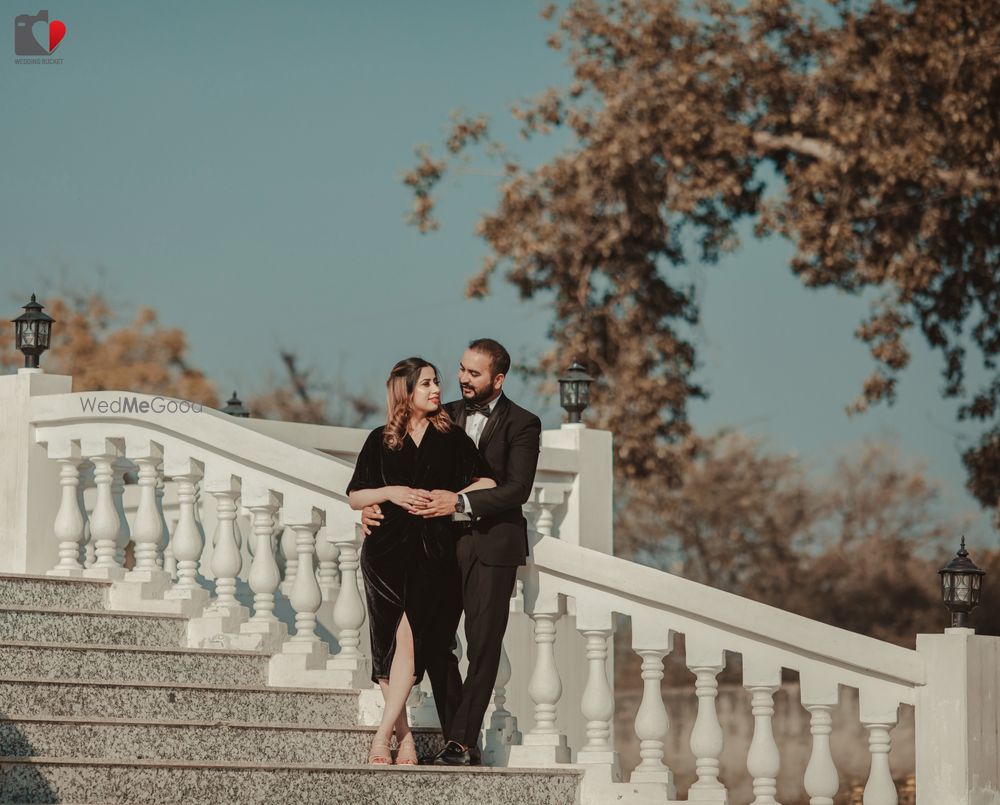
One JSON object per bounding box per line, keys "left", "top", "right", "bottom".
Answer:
{"left": 49, "top": 19, "right": 66, "bottom": 52}
{"left": 30, "top": 17, "right": 66, "bottom": 53}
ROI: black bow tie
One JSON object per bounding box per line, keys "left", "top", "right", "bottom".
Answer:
{"left": 465, "top": 401, "right": 493, "bottom": 418}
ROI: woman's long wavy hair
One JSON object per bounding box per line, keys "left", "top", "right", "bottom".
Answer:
{"left": 383, "top": 357, "right": 452, "bottom": 451}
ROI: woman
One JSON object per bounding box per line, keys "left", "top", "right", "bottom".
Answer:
{"left": 347, "top": 357, "right": 495, "bottom": 765}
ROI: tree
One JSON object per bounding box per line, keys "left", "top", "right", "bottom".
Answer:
{"left": 405, "top": 0, "right": 1000, "bottom": 501}
{"left": 617, "top": 432, "right": 975, "bottom": 644}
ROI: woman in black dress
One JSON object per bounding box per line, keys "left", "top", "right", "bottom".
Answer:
{"left": 347, "top": 357, "right": 495, "bottom": 765}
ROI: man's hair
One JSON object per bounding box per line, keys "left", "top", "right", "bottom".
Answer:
{"left": 468, "top": 338, "right": 511, "bottom": 377}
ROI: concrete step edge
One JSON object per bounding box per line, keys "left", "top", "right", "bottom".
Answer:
{"left": 0, "top": 604, "right": 186, "bottom": 621}
{"left": 0, "top": 756, "right": 579, "bottom": 776}
{"left": 0, "top": 675, "right": 360, "bottom": 696}
{"left": 0, "top": 639, "right": 268, "bottom": 659}
{"left": 0, "top": 573, "right": 111, "bottom": 588}
{"left": 0, "top": 715, "right": 436, "bottom": 734}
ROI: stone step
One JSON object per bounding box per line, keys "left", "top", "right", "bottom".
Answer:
{"left": 0, "top": 715, "right": 445, "bottom": 765}
{"left": 0, "top": 677, "right": 359, "bottom": 727}
{"left": 0, "top": 757, "right": 583, "bottom": 805}
{"left": 0, "top": 641, "right": 269, "bottom": 686}
{"left": 0, "top": 573, "right": 109, "bottom": 610}
{"left": 0, "top": 605, "right": 187, "bottom": 648}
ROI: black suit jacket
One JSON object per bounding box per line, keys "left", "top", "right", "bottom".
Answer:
{"left": 445, "top": 394, "right": 541, "bottom": 566}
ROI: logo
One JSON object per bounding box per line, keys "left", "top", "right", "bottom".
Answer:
{"left": 14, "top": 9, "right": 66, "bottom": 63}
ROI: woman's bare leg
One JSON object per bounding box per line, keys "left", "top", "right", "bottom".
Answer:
{"left": 373, "top": 615, "right": 416, "bottom": 751}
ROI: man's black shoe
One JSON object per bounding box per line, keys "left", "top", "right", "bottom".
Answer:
{"left": 431, "top": 740, "right": 480, "bottom": 766}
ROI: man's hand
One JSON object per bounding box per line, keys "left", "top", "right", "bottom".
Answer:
{"left": 361, "top": 504, "right": 383, "bottom": 537}
{"left": 415, "top": 489, "right": 460, "bottom": 518}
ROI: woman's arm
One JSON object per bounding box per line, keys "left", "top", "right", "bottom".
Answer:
{"left": 349, "top": 486, "right": 431, "bottom": 511}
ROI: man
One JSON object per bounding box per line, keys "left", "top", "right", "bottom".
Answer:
{"left": 362, "top": 338, "right": 541, "bottom": 765}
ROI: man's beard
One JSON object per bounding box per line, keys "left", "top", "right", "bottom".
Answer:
{"left": 461, "top": 384, "right": 496, "bottom": 404}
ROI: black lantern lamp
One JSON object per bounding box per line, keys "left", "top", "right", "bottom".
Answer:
{"left": 222, "top": 391, "right": 250, "bottom": 418}
{"left": 12, "top": 294, "right": 55, "bottom": 369}
{"left": 938, "top": 537, "right": 985, "bottom": 629}
{"left": 559, "top": 360, "right": 595, "bottom": 424}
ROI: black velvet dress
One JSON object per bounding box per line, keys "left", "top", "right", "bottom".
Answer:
{"left": 346, "top": 423, "right": 492, "bottom": 684}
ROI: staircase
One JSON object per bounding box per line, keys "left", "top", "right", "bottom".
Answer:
{"left": 0, "top": 573, "right": 582, "bottom": 804}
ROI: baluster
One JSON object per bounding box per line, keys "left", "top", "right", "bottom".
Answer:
{"left": 629, "top": 623, "right": 675, "bottom": 794}
{"left": 167, "top": 466, "right": 204, "bottom": 591}
{"left": 482, "top": 638, "right": 521, "bottom": 766}
{"left": 686, "top": 635, "right": 727, "bottom": 801}
{"left": 111, "top": 458, "right": 131, "bottom": 567}
{"left": 744, "top": 658, "right": 782, "bottom": 805}
{"left": 130, "top": 452, "right": 163, "bottom": 572}
{"left": 316, "top": 526, "right": 340, "bottom": 598}
{"left": 47, "top": 441, "right": 85, "bottom": 577}
{"left": 508, "top": 599, "right": 570, "bottom": 765}
{"left": 575, "top": 603, "right": 620, "bottom": 779}
{"left": 322, "top": 524, "right": 370, "bottom": 687}
{"left": 280, "top": 519, "right": 298, "bottom": 588}
{"left": 862, "top": 723, "right": 898, "bottom": 805}
{"left": 155, "top": 474, "right": 170, "bottom": 572}
{"left": 289, "top": 515, "right": 322, "bottom": 642}
{"left": 82, "top": 439, "right": 124, "bottom": 579}
{"left": 246, "top": 492, "right": 282, "bottom": 623}
{"left": 77, "top": 461, "right": 95, "bottom": 568}
{"left": 800, "top": 676, "right": 839, "bottom": 805}
{"left": 207, "top": 475, "right": 243, "bottom": 610}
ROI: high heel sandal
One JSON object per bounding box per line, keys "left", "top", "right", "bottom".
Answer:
{"left": 367, "top": 738, "right": 392, "bottom": 765}
{"left": 395, "top": 735, "right": 418, "bottom": 766}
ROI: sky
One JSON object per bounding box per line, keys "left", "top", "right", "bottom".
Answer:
{"left": 1, "top": 0, "right": 992, "bottom": 546}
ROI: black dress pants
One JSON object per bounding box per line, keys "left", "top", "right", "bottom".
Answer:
{"left": 426, "top": 531, "right": 518, "bottom": 748}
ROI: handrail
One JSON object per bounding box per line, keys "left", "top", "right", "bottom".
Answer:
{"left": 529, "top": 536, "right": 926, "bottom": 691}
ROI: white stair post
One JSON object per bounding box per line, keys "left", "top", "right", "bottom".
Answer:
{"left": 108, "top": 440, "right": 177, "bottom": 611}
{"left": 110, "top": 457, "right": 131, "bottom": 567}
{"left": 81, "top": 438, "right": 125, "bottom": 580}
{"left": 800, "top": 674, "right": 839, "bottom": 805}
{"left": 46, "top": 439, "right": 85, "bottom": 577}
{"left": 161, "top": 458, "right": 209, "bottom": 615}
{"left": 187, "top": 474, "right": 249, "bottom": 646}
{"left": 860, "top": 687, "right": 898, "bottom": 805}
{"left": 507, "top": 593, "right": 570, "bottom": 766}
{"left": 324, "top": 523, "right": 370, "bottom": 687}
{"left": 314, "top": 523, "right": 340, "bottom": 649}
{"left": 916, "top": 630, "right": 1000, "bottom": 805}
{"left": 279, "top": 519, "right": 298, "bottom": 592}
{"left": 743, "top": 657, "right": 782, "bottom": 805}
{"left": 686, "top": 634, "right": 728, "bottom": 803}
{"left": 574, "top": 601, "right": 620, "bottom": 782}
{"left": 155, "top": 474, "right": 170, "bottom": 573}
{"left": 235, "top": 488, "right": 287, "bottom": 652}
{"left": 628, "top": 619, "right": 676, "bottom": 797}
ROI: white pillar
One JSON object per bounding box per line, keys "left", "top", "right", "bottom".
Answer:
{"left": 82, "top": 438, "right": 125, "bottom": 580}
{"left": 236, "top": 489, "right": 287, "bottom": 652}
{"left": 325, "top": 525, "right": 371, "bottom": 687}
{"left": 862, "top": 722, "right": 897, "bottom": 805}
{"left": 574, "top": 601, "right": 620, "bottom": 781}
{"left": 800, "top": 675, "right": 839, "bottom": 805}
{"left": 47, "top": 441, "right": 85, "bottom": 577}
{"left": 686, "top": 635, "right": 727, "bottom": 802}
{"left": 130, "top": 452, "right": 163, "bottom": 572}
{"left": 289, "top": 517, "right": 321, "bottom": 642}
{"left": 916, "top": 631, "right": 1000, "bottom": 805}
{"left": 482, "top": 638, "right": 521, "bottom": 766}
{"left": 744, "top": 658, "right": 781, "bottom": 805}
{"left": 508, "top": 598, "right": 570, "bottom": 766}
{"left": 629, "top": 630, "right": 674, "bottom": 792}
{"left": 110, "top": 458, "right": 131, "bottom": 567}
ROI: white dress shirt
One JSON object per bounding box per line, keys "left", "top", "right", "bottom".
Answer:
{"left": 454, "top": 394, "right": 500, "bottom": 520}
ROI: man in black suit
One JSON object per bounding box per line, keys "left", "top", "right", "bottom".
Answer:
{"left": 362, "top": 338, "right": 541, "bottom": 766}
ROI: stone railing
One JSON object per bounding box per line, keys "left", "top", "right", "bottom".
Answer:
{"left": 1, "top": 368, "right": 997, "bottom": 805}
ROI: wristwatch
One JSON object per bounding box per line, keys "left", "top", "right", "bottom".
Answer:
{"left": 455, "top": 495, "right": 466, "bottom": 514}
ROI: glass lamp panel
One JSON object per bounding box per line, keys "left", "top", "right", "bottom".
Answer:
{"left": 21, "top": 328, "right": 35, "bottom": 346}
{"left": 38, "top": 321, "right": 49, "bottom": 345}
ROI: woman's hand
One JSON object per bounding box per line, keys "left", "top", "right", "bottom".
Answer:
{"left": 385, "top": 486, "right": 432, "bottom": 513}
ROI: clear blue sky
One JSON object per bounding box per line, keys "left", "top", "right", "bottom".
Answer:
{"left": 1, "top": 0, "right": 991, "bottom": 545}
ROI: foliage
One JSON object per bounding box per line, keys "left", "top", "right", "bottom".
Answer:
{"left": 405, "top": 0, "right": 1000, "bottom": 501}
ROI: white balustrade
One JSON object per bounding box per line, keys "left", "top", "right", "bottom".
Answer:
{"left": 155, "top": 474, "right": 170, "bottom": 572}
{"left": 801, "top": 676, "right": 839, "bottom": 805}
{"left": 575, "top": 602, "right": 620, "bottom": 780}
{"left": 483, "top": 638, "right": 521, "bottom": 766}
{"left": 165, "top": 464, "right": 204, "bottom": 592}
{"left": 207, "top": 475, "right": 243, "bottom": 610}
{"left": 863, "top": 722, "right": 898, "bottom": 805}
{"left": 47, "top": 441, "right": 85, "bottom": 577}
{"left": 686, "top": 636, "right": 727, "bottom": 802}
{"left": 280, "top": 520, "right": 298, "bottom": 589}
{"left": 744, "top": 658, "right": 782, "bottom": 805}
{"left": 130, "top": 450, "right": 163, "bottom": 572}
{"left": 315, "top": 527, "right": 340, "bottom": 596}
{"left": 237, "top": 489, "right": 287, "bottom": 652}
{"left": 508, "top": 597, "right": 570, "bottom": 766}
{"left": 288, "top": 514, "right": 322, "bottom": 642}
{"left": 111, "top": 457, "right": 131, "bottom": 567}
{"left": 629, "top": 621, "right": 675, "bottom": 793}
{"left": 82, "top": 439, "right": 124, "bottom": 580}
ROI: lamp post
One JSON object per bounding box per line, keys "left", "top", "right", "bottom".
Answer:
{"left": 12, "top": 294, "right": 55, "bottom": 369}
{"left": 222, "top": 391, "right": 250, "bottom": 418}
{"left": 558, "top": 360, "right": 594, "bottom": 425}
{"left": 938, "top": 537, "right": 985, "bottom": 630}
